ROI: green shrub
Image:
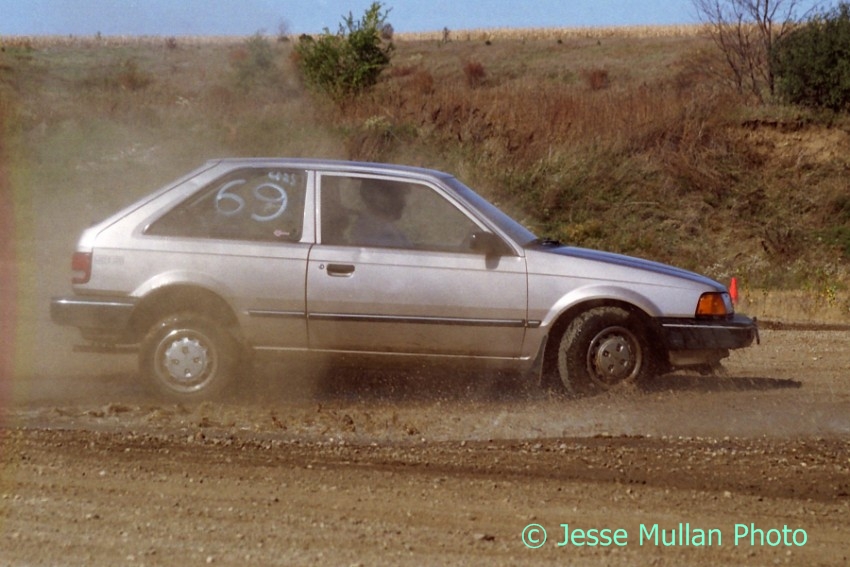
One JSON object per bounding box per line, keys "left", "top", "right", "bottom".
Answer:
{"left": 294, "top": 2, "right": 393, "bottom": 103}
{"left": 772, "top": 3, "right": 850, "bottom": 111}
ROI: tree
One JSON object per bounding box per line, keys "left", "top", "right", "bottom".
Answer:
{"left": 693, "top": 0, "right": 819, "bottom": 101}
{"left": 294, "top": 2, "right": 394, "bottom": 103}
{"left": 772, "top": 3, "right": 850, "bottom": 111}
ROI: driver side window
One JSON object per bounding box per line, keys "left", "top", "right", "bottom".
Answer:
{"left": 320, "top": 175, "right": 481, "bottom": 252}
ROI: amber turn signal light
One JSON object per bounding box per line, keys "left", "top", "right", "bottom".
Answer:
{"left": 696, "top": 292, "right": 731, "bottom": 317}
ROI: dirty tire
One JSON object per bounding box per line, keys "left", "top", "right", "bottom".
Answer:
{"left": 140, "top": 312, "right": 238, "bottom": 401}
{"left": 558, "top": 306, "right": 656, "bottom": 395}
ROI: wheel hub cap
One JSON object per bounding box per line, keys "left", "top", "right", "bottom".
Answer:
{"left": 590, "top": 331, "right": 637, "bottom": 384}
{"left": 163, "top": 337, "right": 209, "bottom": 383}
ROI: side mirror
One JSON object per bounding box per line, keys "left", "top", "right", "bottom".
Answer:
{"left": 469, "top": 231, "right": 510, "bottom": 257}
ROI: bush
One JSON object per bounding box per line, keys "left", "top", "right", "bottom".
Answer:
{"left": 463, "top": 60, "right": 486, "bottom": 88}
{"left": 772, "top": 3, "right": 850, "bottom": 112}
{"left": 294, "top": 2, "right": 393, "bottom": 103}
{"left": 232, "top": 33, "right": 277, "bottom": 88}
{"left": 81, "top": 58, "right": 153, "bottom": 92}
{"left": 581, "top": 68, "right": 610, "bottom": 91}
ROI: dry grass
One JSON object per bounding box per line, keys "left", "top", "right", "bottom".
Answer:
{"left": 1, "top": 29, "right": 849, "bottom": 316}
{"left": 0, "top": 35, "right": 247, "bottom": 49}
{"left": 740, "top": 289, "right": 850, "bottom": 325}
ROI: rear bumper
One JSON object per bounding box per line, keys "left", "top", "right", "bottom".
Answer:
{"left": 659, "top": 315, "right": 758, "bottom": 351}
{"left": 50, "top": 295, "right": 137, "bottom": 343}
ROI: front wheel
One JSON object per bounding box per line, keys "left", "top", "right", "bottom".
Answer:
{"left": 140, "top": 312, "right": 239, "bottom": 401}
{"left": 557, "top": 306, "right": 656, "bottom": 395}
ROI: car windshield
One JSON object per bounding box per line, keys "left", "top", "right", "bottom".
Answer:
{"left": 443, "top": 177, "right": 538, "bottom": 247}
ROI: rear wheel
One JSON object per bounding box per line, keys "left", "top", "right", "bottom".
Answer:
{"left": 557, "top": 306, "right": 656, "bottom": 395}
{"left": 140, "top": 312, "right": 239, "bottom": 401}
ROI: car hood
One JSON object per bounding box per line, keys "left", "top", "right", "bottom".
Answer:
{"left": 525, "top": 242, "right": 725, "bottom": 291}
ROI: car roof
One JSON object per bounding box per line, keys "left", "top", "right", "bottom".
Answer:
{"left": 208, "top": 158, "right": 455, "bottom": 182}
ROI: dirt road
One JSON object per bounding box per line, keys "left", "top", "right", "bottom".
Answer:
{"left": 2, "top": 328, "right": 850, "bottom": 566}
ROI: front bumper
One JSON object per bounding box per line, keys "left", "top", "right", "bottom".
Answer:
{"left": 50, "top": 295, "right": 137, "bottom": 343}
{"left": 659, "top": 314, "right": 758, "bottom": 351}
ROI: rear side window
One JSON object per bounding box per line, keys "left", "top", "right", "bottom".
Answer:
{"left": 146, "top": 168, "right": 307, "bottom": 242}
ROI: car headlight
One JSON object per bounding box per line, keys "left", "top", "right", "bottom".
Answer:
{"left": 695, "top": 292, "right": 734, "bottom": 318}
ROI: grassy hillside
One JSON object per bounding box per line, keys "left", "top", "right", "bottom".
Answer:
{"left": 1, "top": 31, "right": 849, "bottom": 319}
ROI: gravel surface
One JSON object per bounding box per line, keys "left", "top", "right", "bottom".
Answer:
{"left": 2, "top": 329, "right": 850, "bottom": 566}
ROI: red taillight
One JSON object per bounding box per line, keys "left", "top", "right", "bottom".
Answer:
{"left": 71, "top": 251, "right": 92, "bottom": 284}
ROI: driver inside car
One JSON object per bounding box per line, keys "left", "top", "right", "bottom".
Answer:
{"left": 350, "top": 179, "right": 412, "bottom": 248}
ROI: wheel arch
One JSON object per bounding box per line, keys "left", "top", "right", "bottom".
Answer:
{"left": 540, "top": 299, "right": 666, "bottom": 379}
{"left": 128, "top": 284, "right": 240, "bottom": 344}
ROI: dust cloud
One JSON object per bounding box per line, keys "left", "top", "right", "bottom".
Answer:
{"left": 9, "top": 327, "right": 850, "bottom": 445}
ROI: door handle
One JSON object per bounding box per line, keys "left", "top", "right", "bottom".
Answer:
{"left": 326, "top": 263, "right": 355, "bottom": 277}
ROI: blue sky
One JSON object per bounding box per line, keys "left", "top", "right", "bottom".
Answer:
{"left": 0, "top": 0, "right": 828, "bottom": 36}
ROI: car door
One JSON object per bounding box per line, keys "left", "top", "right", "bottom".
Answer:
{"left": 306, "top": 173, "right": 528, "bottom": 358}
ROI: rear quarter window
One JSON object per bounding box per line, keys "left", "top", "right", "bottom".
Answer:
{"left": 146, "top": 168, "right": 307, "bottom": 242}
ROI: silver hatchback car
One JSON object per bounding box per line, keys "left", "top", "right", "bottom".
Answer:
{"left": 51, "top": 159, "right": 757, "bottom": 400}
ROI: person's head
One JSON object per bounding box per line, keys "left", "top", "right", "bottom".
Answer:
{"left": 360, "top": 180, "right": 408, "bottom": 220}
